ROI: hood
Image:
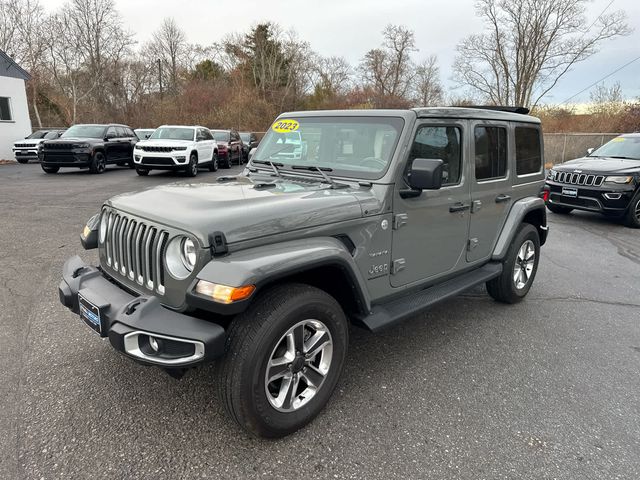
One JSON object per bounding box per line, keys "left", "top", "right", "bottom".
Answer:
{"left": 136, "top": 139, "right": 194, "bottom": 147}
{"left": 44, "top": 137, "right": 98, "bottom": 144}
{"left": 556, "top": 156, "right": 640, "bottom": 174}
{"left": 106, "top": 175, "right": 370, "bottom": 246}
{"left": 216, "top": 141, "right": 229, "bottom": 147}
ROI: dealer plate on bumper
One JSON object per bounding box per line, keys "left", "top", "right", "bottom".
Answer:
{"left": 79, "top": 293, "right": 102, "bottom": 335}
{"left": 562, "top": 187, "right": 578, "bottom": 198}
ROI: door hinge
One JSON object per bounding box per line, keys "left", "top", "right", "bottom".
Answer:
{"left": 391, "top": 258, "right": 406, "bottom": 274}
{"left": 393, "top": 213, "right": 408, "bottom": 230}
{"left": 468, "top": 238, "right": 479, "bottom": 251}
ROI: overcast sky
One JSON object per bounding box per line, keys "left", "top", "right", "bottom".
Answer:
{"left": 43, "top": 0, "right": 640, "bottom": 104}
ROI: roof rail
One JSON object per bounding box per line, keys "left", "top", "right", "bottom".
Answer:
{"left": 467, "top": 106, "right": 530, "bottom": 115}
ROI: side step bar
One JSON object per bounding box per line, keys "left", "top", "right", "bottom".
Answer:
{"left": 357, "top": 263, "right": 502, "bottom": 332}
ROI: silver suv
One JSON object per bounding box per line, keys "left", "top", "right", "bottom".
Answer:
{"left": 59, "top": 107, "right": 548, "bottom": 437}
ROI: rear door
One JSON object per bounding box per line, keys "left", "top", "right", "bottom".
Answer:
{"left": 466, "top": 122, "right": 512, "bottom": 263}
{"left": 104, "top": 127, "right": 120, "bottom": 161}
{"left": 391, "top": 121, "right": 471, "bottom": 287}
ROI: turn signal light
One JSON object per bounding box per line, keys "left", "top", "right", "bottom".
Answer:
{"left": 195, "top": 280, "right": 255, "bottom": 304}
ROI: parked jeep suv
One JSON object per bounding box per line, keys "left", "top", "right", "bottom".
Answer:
{"left": 59, "top": 108, "right": 548, "bottom": 437}
{"left": 133, "top": 125, "right": 218, "bottom": 177}
{"left": 13, "top": 129, "right": 65, "bottom": 163}
{"left": 545, "top": 133, "right": 640, "bottom": 227}
{"left": 41, "top": 124, "right": 138, "bottom": 174}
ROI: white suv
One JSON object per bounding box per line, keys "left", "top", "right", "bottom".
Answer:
{"left": 13, "top": 129, "right": 65, "bottom": 163}
{"left": 132, "top": 125, "right": 218, "bottom": 177}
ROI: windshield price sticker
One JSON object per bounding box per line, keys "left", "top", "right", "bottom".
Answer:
{"left": 272, "top": 119, "right": 299, "bottom": 133}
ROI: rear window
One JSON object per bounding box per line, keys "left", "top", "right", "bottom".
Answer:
{"left": 515, "top": 127, "right": 542, "bottom": 175}
{"left": 474, "top": 126, "right": 507, "bottom": 180}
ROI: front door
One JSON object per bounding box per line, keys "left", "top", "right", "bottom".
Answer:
{"left": 466, "top": 122, "right": 513, "bottom": 262}
{"left": 391, "top": 122, "right": 471, "bottom": 287}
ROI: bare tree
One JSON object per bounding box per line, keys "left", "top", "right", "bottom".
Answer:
{"left": 147, "top": 18, "right": 188, "bottom": 94}
{"left": 0, "top": 0, "right": 19, "bottom": 56}
{"left": 360, "top": 24, "right": 417, "bottom": 99}
{"left": 314, "top": 56, "right": 353, "bottom": 96}
{"left": 453, "top": 0, "right": 629, "bottom": 107}
{"left": 414, "top": 55, "right": 443, "bottom": 107}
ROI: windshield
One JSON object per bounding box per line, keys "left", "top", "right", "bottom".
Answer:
{"left": 44, "top": 131, "right": 61, "bottom": 139}
{"left": 61, "top": 125, "right": 106, "bottom": 139}
{"left": 212, "top": 131, "right": 230, "bottom": 142}
{"left": 590, "top": 136, "right": 640, "bottom": 160}
{"left": 26, "top": 131, "right": 47, "bottom": 139}
{"left": 149, "top": 127, "right": 194, "bottom": 141}
{"left": 253, "top": 116, "right": 404, "bottom": 179}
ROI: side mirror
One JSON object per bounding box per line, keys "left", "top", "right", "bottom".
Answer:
{"left": 408, "top": 158, "right": 443, "bottom": 190}
{"left": 249, "top": 147, "right": 257, "bottom": 161}
{"left": 587, "top": 147, "right": 594, "bottom": 155}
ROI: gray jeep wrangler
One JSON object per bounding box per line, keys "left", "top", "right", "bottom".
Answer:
{"left": 59, "top": 107, "right": 548, "bottom": 437}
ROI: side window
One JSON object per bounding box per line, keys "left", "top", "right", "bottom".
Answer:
{"left": 204, "top": 129, "right": 213, "bottom": 140}
{"left": 115, "top": 127, "right": 126, "bottom": 137}
{"left": 515, "top": 127, "right": 542, "bottom": 175}
{"left": 105, "top": 127, "right": 117, "bottom": 138}
{"left": 0, "top": 97, "right": 12, "bottom": 120}
{"left": 408, "top": 126, "right": 462, "bottom": 186}
{"left": 126, "top": 128, "right": 135, "bottom": 138}
{"left": 474, "top": 126, "right": 507, "bottom": 181}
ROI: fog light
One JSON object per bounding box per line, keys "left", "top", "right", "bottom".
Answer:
{"left": 149, "top": 336, "right": 160, "bottom": 352}
{"left": 176, "top": 156, "right": 186, "bottom": 162}
{"left": 195, "top": 280, "right": 255, "bottom": 304}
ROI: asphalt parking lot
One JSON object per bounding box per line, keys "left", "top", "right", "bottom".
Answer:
{"left": 1, "top": 162, "right": 639, "bottom": 480}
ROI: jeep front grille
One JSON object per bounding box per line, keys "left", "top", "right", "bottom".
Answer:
{"left": 103, "top": 211, "right": 169, "bottom": 294}
{"left": 555, "top": 171, "right": 604, "bottom": 187}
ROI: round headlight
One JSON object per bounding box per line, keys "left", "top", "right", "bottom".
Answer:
{"left": 99, "top": 213, "right": 108, "bottom": 243}
{"left": 165, "top": 236, "right": 197, "bottom": 280}
{"left": 181, "top": 237, "right": 197, "bottom": 270}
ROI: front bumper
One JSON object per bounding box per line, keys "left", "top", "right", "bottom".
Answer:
{"left": 545, "top": 181, "right": 636, "bottom": 216}
{"left": 42, "top": 152, "right": 91, "bottom": 167}
{"left": 13, "top": 148, "right": 39, "bottom": 160}
{"left": 133, "top": 151, "right": 189, "bottom": 169}
{"left": 58, "top": 255, "right": 226, "bottom": 367}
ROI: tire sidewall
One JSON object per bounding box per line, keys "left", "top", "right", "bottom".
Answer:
{"left": 210, "top": 153, "right": 218, "bottom": 172}
{"left": 188, "top": 154, "right": 198, "bottom": 177}
{"left": 236, "top": 290, "right": 348, "bottom": 436}
{"left": 93, "top": 152, "right": 106, "bottom": 174}
{"left": 624, "top": 191, "right": 640, "bottom": 228}
{"left": 504, "top": 225, "right": 540, "bottom": 299}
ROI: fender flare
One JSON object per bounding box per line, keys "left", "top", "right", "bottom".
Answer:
{"left": 492, "top": 197, "right": 548, "bottom": 261}
{"left": 194, "top": 237, "right": 372, "bottom": 314}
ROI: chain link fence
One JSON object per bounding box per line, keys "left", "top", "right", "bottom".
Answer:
{"left": 543, "top": 133, "right": 620, "bottom": 168}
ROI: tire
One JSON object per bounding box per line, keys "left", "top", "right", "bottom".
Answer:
{"left": 215, "top": 283, "right": 349, "bottom": 438}
{"left": 89, "top": 151, "right": 106, "bottom": 174}
{"left": 186, "top": 153, "right": 198, "bottom": 177}
{"left": 136, "top": 168, "right": 149, "bottom": 176}
{"left": 546, "top": 204, "right": 573, "bottom": 214}
{"left": 222, "top": 155, "right": 231, "bottom": 169}
{"left": 16, "top": 158, "right": 29, "bottom": 164}
{"left": 487, "top": 223, "right": 540, "bottom": 304}
{"left": 623, "top": 190, "right": 640, "bottom": 228}
{"left": 209, "top": 152, "right": 219, "bottom": 172}
{"left": 41, "top": 165, "right": 59, "bottom": 174}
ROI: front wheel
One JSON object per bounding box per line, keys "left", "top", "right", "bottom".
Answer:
{"left": 41, "top": 165, "right": 59, "bottom": 174}
{"left": 186, "top": 153, "right": 198, "bottom": 177}
{"left": 135, "top": 168, "right": 149, "bottom": 176}
{"left": 89, "top": 151, "right": 106, "bottom": 174}
{"left": 623, "top": 191, "right": 640, "bottom": 228}
{"left": 486, "top": 223, "right": 540, "bottom": 304}
{"left": 215, "top": 284, "right": 349, "bottom": 438}
{"left": 209, "top": 153, "right": 218, "bottom": 172}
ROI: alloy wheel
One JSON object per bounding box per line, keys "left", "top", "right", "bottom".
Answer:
{"left": 513, "top": 239, "right": 535, "bottom": 289}
{"left": 264, "top": 319, "right": 333, "bottom": 412}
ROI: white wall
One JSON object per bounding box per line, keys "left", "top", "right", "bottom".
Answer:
{"left": 0, "top": 76, "right": 32, "bottom": 160}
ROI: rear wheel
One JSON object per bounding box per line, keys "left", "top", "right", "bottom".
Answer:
{"left": 546, "top": 204, "right": 573, "bottom": 214}
{"left": 136, "top": 168, "right": 149, "bottom": 176}
{"left": 216, "top": 284, "right": 348, "bottom": 438}
{"left": 41, "top": 165, "right": 59, "bottom": 174}
{"left": 623, "top": 191, "right": 640, "bottom": 228}
{"left": 186, "top": 153, "right": 198, "bottom": 177}
{"left": 487, "top": 223, "right": 540, "bottom": 304}
{"left": 89, "top": 151, "right": 106, "bottom": 174}
{"left": 223, "top": 154, "right": 231, "bottom": 169}
{"left": 16, "top": 158, "right": 29, "bottom": 164}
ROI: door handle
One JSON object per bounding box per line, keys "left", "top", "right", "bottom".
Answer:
{"left": 495, "top": 194, "right": 511, "bottom": 203}
{"left": 449, "top": 203, "right": 470, "bottom": 213}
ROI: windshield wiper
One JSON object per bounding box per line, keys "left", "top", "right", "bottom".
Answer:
{"left": 291, "top": 165, "right": 348, "bottom": 189}
{"left": 606, "top": 155, "right": 637, "bottom": 160}
{"left": 252, "top": 160, "right": 283, "bottom": 177}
